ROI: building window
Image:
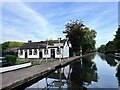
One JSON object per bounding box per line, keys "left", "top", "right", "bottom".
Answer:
{"left": 20, "top": 50, "right": 23, "bottom": 55}
{"left": 57, "top": 48, "right": 61, "bottom": 54}
{"left": 34, "top": 49, "right": 37, "bottom": 55}
{"left": 44, "top": 49, "right": 48, "bottom": 55}
{"left": 29, "top": 49, "right": 32, "bottom": 55}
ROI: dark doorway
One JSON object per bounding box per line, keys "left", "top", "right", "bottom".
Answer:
{"left": 39, "top": 51, "right": 42, "bottom": 58}
{"left": 25, "top": 51, "right": 27, "bottom": 58}
{"left": 51, "top": 49, "right": 55, "bottom": 58}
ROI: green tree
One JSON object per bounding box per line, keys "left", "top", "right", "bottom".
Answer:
{"left": 98, "top": 25, "right": 120, "bottom": 54}
{"left": 105, "top": 41, "right": 116, "bottom": 54}
{"left": 114, "top": 25, "right": 120, "bottom": 52}
{"left": 2, "top": 41, "right": 24, "bottom": 52}
{"left": 63, "top": 20, "right": 85, "bottom": 55}
{"left": 98, "top": 45, "right": 106, "bottom": 53}
{"left": 82, "top": 27, "right": 96, "bottom": 54}
{"left": 63, "top": 20, "right": 96, "bottom": 55}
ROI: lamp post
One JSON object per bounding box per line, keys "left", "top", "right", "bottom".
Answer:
{"left": 80, "top": 46, "right": 82, "bottom": 56}
{"left": 46, "top": 40, "right": 48, "bottom": 63}
{"left": 66, "top": 37, "right": 69, "bottom": 60}
{"left": 58, "top": 38, "right": 61, "bottom": 62}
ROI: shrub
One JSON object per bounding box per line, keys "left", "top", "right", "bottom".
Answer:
{"left": 4, "top": 55, "right": 17, "bottom": 65}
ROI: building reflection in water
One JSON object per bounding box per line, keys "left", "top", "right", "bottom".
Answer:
{"left": 44, "top": 53, "right": 98, "bottom": 90}
{"left": 25, "top": 53, "right": 120, "bottom": 90}
{"left": 45, "top": 65, "right": 72, "bottom": 89}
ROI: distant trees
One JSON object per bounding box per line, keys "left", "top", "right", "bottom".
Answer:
{"left": 105, "top": 41, "right": 116, "bottom": 54}
{"left": 98, "top": 25, "right": 120, "bottom": 54}
{"left": 98, "top": 45, "right": 106, "bottom": 53}
{"left": 1, "top": 41, "right": 24, "bottom": 52}
{"left": 114, "top": 25, "right": 120, "bottom": 52}
{"left": 63, "top": 20, "right": 96, "bottom": 55}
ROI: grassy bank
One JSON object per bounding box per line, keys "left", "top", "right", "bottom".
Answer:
{"left": 15, "top": 58, "right": 31, "bottom": 65}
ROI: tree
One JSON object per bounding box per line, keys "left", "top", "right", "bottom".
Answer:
{"left": 2, "top": 41, "right": 24, "bottom": 52}
{"left": 105, "top": 41, "right": 116, "bottom": 54}
{"left": 63, "top": 20, "right": 96, "bottom": 55}
{"left": 114, "top": 25, "right": 120, "bottom": 52}
{"left": 82, "top": 27, "right": 96, "bottom": 54}
{"left": 97, "top": 45, "right": 106, "bottom": 53}
{"left": 98, "top": 25, "right": 120, "bottom": 54}
{"left": 63, "top": 20, "right": 85, "bottom": 55}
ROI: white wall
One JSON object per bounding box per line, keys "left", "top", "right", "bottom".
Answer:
{"left": 42, "top": 48, "right": 63, "bottom": 59}
{"left": 28, "top": 49, "right": 39, "bottom": 58}
{"left": 54, "top": 43, "right": 63, "bottom": 46}
{"left": 63, "top": 41, "right": 69, "bottom": 58}
{"left": 42, "top": 49, "right": 51, "bottom": 58}
{"left": 18, "top": 50, "right": 25, "bottom": 58}
{"left": 55, "top": 48, "right": 63, "bottom": 58}
{"left": 18, "top": 40, "right": 70, "bottom": 59}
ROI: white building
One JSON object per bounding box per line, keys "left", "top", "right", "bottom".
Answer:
{"left": 18, "top": 39, "right": 71, "bottom": 59}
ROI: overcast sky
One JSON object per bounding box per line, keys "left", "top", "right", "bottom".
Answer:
{"left": 1, "top": 2, "right": 118, "bottom": 47}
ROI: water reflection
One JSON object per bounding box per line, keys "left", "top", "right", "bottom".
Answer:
{"left": 116, "top": 61, "right": 120, "bottom": 86}
{"left": 98, "top": 53, "right": 117, "bottom": 67}
{"left": 69, "top": 53, "right": 98, "bottom": 89}
{"left": 26, "top": 53, "right": 120, "bottom": 89}
{"left": 45, "top": 54, "right": 98, "bottom": 89}
{"left": 26, "top": 54, "right": 98, "bottom": 90}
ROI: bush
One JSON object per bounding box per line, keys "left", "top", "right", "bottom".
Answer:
{"left": 4, "top": 55, "right": 17, "bottom": 65}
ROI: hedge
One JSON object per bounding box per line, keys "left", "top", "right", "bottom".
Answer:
{"left": 4, "top": 55, "right": 17, "bottom": 65}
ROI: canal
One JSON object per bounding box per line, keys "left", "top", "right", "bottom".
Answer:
{"left": 25, "top": 53, "right": 120, "bottom": 89}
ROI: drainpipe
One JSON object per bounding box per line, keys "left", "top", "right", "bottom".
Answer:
{"left": 46, "top": 40, "right": 48, "bottom": 63}
{"left": 58, "top": 38, "right": 61, "bottom": 62}
{"left": 80, "top": 46, "right": 82, "bottom": 56}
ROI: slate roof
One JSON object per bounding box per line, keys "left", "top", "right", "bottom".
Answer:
{"left": 19, "top": 42, "right": 46, "bottom": 49}
{"left": 7, "top": 47, "right": 19, "bottom": 52}
{"left": 19, "top": 39, "right": 70, "bottom": 49}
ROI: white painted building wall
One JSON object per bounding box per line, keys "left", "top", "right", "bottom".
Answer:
{"left": 63, "top": 42, "right": 69, "bottom": 58}
{"left": 54, "top": 43, "right": 63, "bottom": 46}
{"left": 18, "top": 40, "right": 70, "bottom": 59}
{"left": 42, "top": 49, "right": 51, "bottom": 58}
{"left": 18, "top": 50, "right": 25, "bottom": 58}
{"left": 55, "top": 48, "right": 63, "bottom": 58}
{"left": 27, "top": 49, "right": 39, "bottom": 58}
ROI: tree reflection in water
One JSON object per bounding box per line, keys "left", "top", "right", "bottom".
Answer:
{"left": 45, "top": 54, "right": 98, "bottom": 90}
{"left": 99, "top": 53, "right": 120, "bottom": 87}
{"left": 69, "top": 53, "right": 98, "bottom": 90}
{"left": 98, "top": 53, "right": 117, "bottom": 67}
{"left": 25, "top": 53, "right": 120, "bottom": 90}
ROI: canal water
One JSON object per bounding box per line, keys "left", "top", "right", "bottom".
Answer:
{"left": 25, "top": 53, "right": 120, "bottom": 90}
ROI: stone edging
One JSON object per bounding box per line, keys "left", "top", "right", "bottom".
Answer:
{"left": 0, "top": 62, "right": 32, "bottom": 73}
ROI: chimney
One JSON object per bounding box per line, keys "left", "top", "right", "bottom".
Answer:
{"left": 28, "top": 40, "right": 32, "bottom": 43}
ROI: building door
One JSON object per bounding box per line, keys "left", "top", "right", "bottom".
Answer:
{"left": 39, "top": 51, "right": 42, "bottom": 58}
{"left": 51, "top": 49, "right": 55, "bottom": 58}
{"left": 25, "top": 51, "right": 27, "bottom": 58}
